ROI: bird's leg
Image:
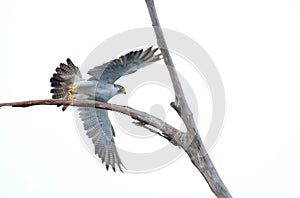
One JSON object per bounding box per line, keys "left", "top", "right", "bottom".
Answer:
{"left": 67, "top": 85, "right": 77, "bottom": 100}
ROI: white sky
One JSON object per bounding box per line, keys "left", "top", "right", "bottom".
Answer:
{"left": 1, "top": 0, "right": 300, "bottom": 197}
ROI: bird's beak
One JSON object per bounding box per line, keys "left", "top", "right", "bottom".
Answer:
{"left": 121, "top": 87, "right": 126, "bottom": 94}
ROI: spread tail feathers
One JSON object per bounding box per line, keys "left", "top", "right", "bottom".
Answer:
{"left": 50, "top": 58, "right": 82, "bottom": 110}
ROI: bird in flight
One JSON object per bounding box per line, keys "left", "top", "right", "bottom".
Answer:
{"left": 50, "top": 47, "right": 161, "bottom": 172}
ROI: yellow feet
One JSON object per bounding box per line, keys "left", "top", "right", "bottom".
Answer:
{"left": 68, "top": 94, "right": 75, "bottom": 100}
{"left": 67, "top": 85, "right": 77, "bottom": 100}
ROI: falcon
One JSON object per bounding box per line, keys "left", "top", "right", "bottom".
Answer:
{"left": 50, "top": 47, "right": 161, "bottom": 172}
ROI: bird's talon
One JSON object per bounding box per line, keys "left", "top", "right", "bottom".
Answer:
{"left": 67, "top": 85, "right": 77, "bottom": 100}
{"left": 69, "top": 85, "right": 77, "bottom": 92}
{"left": 68, "top": 94, "right": 75, "bottom": 100}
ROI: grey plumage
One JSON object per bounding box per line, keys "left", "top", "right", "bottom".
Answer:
{"left": 78, "top": 107, "right": 122, "bottom": 172}
{"left": 88, "top": 47, "right": 161, "bottom": 83}
{"left": 50, "top": 47, "right": 161, "bottom": 171}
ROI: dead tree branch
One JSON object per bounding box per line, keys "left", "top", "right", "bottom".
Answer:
{"left": 0, "top": 99, "right": 185, "bottom": 147}
{"left": 145, "top": 0, "right": 232, "bottom": 197}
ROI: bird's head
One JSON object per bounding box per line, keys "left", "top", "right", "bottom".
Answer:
{"left": 114, "top": 84, "right": 126, "bottom": 95}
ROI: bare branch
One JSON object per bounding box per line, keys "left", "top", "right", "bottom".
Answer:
{"left": 0, "top": 99, "right": 185, "bottom": 147}
{"left": 145, "top": 0, "right": 232, "bottom": 197}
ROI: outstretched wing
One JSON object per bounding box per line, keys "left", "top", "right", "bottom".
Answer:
{"left": 78, "top": 107, "right": 124, "bottom": 172}
{"left": 87, "top": 46, "right": 161, "bottom": 83}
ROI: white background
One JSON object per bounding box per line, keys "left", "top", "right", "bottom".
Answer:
{"left": 1, "top": 0, "right": 300, "bottom": 197}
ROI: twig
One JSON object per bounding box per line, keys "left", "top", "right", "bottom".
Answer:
{"left": 145, "top": 0, "right": 232, "bottom": 197}
{"left": 133, "top": 121, "right": 175, "bottom": 144}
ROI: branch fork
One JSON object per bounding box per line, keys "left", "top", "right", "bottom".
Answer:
{"left": 0, "top": 1, "right": 232, "bottom": 197}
